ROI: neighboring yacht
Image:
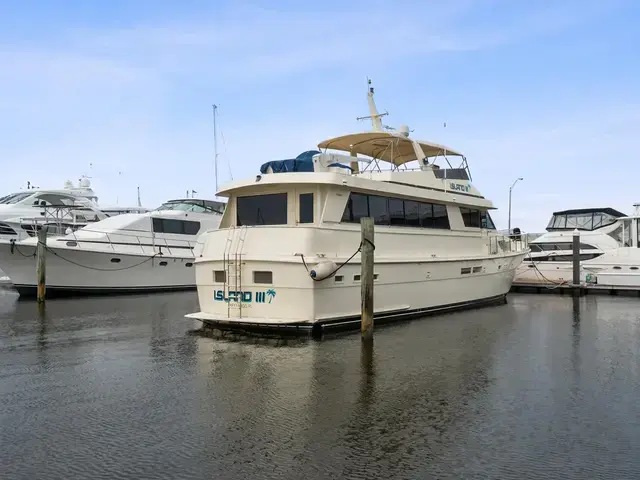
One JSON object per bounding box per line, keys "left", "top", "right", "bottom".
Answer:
{"left": 0, "top": 176, "right": 148, "bottom": 242}
{"left": 0, "top": 177, "right": 147, "bottom": 282}
{"left": 514, "top": 205, "right": 640, "bottom": 287}
{"left": 186, "top": 81, "right": 528, "bottom": 331}
{"left": 0, "top": 198, "right": 225, "bottom": 296}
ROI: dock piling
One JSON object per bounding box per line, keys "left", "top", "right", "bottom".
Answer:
{"left": 360, "top": 217, "right": 374, "bottom": 341}
{"left": 572, "top": 228, "right": 581, "bottom": 297}
{"left": 36, "top": 226, "right": 48, "bottom": 303}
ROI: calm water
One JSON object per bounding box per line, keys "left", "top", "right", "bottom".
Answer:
{"left": 1, "top": 287, "right": 640, "bottom": 479}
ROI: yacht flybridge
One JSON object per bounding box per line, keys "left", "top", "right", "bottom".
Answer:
{"left": 0, "top": 176, "right": 148, "bottom": 242}
{"left": 186, "top": 81, "right": 529, "bottom": 331}
{"left": 0, "top": 198, "right": 225, "bottom": 296}
{"left": 514, "top": 205, "right": 640, "bottom": 287}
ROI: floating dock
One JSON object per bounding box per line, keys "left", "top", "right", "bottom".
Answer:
{"left": 511, "top": 281, "right": 640, "bottom": 296}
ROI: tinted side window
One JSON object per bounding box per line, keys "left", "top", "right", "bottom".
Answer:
{"left": 433, "top": 204, "right": 449, "bottom": 229}
{"left": 389, "top": 198, "right": 405, "bottom": 226}
{"left": 162, "top": 219, "right": 184, "bottom": 234}
{"left": 237, "top": 193, "right": 288, "bottom": 226}
{"left": 183, "top": 220, "right": 201, "bottom": 235}
{"left": 404, "top": 201, "right": 421, "bottom": 227}
{"left": 480, "top": 211, "right": 496, "bottom": 229}
{"left": 351, "top": 193, "right": 369, "bottom": 222}
{"left": 461, "top": 208, "right": 481, "bottom": 228}
{"left": 299, "top": 193, "right": 314, "bottom": 223}
{"left": 152, "top": 218, "right": 201, "bottom": 235}
{"left": 368, "top": 195, "right": 389, "bottom": 225}
{"left": 419, "top": 203, "right": 434, "bottom": 228}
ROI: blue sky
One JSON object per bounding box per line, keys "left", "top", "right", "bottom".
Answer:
{"left": 1, "top": 0, "right": 638, "bottom": 232}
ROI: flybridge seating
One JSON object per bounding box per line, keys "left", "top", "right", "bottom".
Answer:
{"left": 260, "top": 150, "right": 355, "bottom": 175}
{"left": 256, "top": 120, "right": 474, "bottom": 187}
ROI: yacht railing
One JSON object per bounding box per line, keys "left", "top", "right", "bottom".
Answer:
{"left": 488, "top": 231, "right": 530, "bottom": 255}
{"left": 64, "top": 227, "right": 200, "bottom": 257}
{"left": 16, "top": 204, "right": 105, "bottom": 238}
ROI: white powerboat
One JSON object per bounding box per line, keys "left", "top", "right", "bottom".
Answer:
{"left": 186, "top": 82, "right": 528, "bottom": 331}
{"left": 0, "top": 198, "right": 225, "bottom": 296}
{"left": 0, "top": 177, "right": 147, "bottom": 281}
{"left": 515, "top": 205, "right": 640, "bottom": 287}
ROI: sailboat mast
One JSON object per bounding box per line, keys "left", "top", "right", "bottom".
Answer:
{"left": 212, "top": 104, "right": 219, "bottom": 193}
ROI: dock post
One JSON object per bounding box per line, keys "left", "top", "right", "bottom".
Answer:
{"left": 572, "top": 228, "right": 581, "bottom": 297}
{"left": 360, "top": 217, "right": 374, "bottom": 341}
{"left": 36, "top": 226, "right": 48, "bottom": 303}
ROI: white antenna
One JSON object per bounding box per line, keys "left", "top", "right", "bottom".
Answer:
{"left": 137, "top": 186, "right": 141, "bottom": 207}
{"left": 356, "top": 78, "right": 389, "bottom": 132}
{"left": 212, "top": 104, "right": 219, "bottom": 193}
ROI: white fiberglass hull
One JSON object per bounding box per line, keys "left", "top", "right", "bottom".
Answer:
{"left": 0, "top": 240, "right": 196, "bottom": 296}
{"left": 188, "top": 252, "right": 526, "bottom": 327}
{"left": 515, "top": 259, "right": 640, "bottom": 288}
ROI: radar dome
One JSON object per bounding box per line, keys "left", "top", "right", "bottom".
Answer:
{"left": 398, "top": 124, "right": 410, "bottom": 137}
{"left": 64, "top": 180, "right": 73, "bottom": 189}
{"left": 79, "top": 177, "right": 91, "bottom": 188}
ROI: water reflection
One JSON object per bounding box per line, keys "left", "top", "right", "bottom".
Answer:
{"left": 2, "top": 292, "right": 640, "bottom": 479}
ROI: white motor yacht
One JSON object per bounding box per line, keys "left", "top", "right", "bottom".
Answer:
{"left": 0, "top": 177, "right": 147, "bottom": 282}
{"left": 186, "top": 82, "right": 528, "bottom": 332}
{"left": 0, "top": 198, "right": 225, "bottom": 296}
{"left": 514, "top": 205, "right": 640, "bottom": 287}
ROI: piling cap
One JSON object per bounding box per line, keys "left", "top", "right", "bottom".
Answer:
{"left": 573, "top": 228, "right": 580, "bottom": 236}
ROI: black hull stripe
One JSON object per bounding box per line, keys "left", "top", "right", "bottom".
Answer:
{"left": 13, "top": 284, "right": 196, "bottom": 299}
{"left": 193, "top": 293, "right": 508, "bottom": 338}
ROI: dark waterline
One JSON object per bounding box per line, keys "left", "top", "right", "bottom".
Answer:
{"left": 1, "top": 288, "right": 639, "bottom": 479}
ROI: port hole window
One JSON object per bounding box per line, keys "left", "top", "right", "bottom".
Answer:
{"left": 253, "top": 271, "right": 273, "bottom": 284}
{"left": 237, "top": 193, "right": 288, "bottom": 226}
{"left": 299, "top": 193, "right": 314, "bottom": 224}
{"left": 214, "top": 270, "right": 226, "bottom": 282}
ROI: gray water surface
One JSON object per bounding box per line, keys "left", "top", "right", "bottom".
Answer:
{"left": 1, "top": 289, "right": 639, "bottom": 479}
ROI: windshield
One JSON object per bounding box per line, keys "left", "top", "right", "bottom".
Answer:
{"left": 546, "top": 211, "right": 621, "bottom": 231}
{"left": 156, "top": 199, "right": 225, "bottom": 214}
{"left": 0, "top": 192, "right": 34, "bottom": 204}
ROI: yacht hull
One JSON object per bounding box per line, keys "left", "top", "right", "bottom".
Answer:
{"left": 187, "top": 252, "right": 526, "bottom": 327}
{"left": 0, "top": 241, "right": 197, "bottom": 297}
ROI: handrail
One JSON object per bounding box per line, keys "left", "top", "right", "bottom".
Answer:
{"left": 55, "top": 231, "right": 198, "bottom": 257}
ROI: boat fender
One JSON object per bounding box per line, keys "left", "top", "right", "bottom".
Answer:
{"left": 310, "top": 260, "right": 338, "bottom": 281}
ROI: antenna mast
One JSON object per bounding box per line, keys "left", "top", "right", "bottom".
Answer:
{"left": 137, "top": 186, "right": 141, "bottom": 207}
{"left": 212, "top": 104, "right": 219, "bottom": 193}
{"left": 356, "top": 78, "right": 389, "bottom": 132}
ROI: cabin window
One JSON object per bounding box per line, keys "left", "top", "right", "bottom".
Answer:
{"left": 389, "top": 198, "right": 405, "bottom": 226}
{"left": 460, "top": 208, "right": 481, "bottom": 228}
{"left": 432, "top": 204, "right": 450, "bottom": 229}
{"left": 404, "top": 201, "right": 421, "bottom": 227}
{"left": 152, "top": 218, "right": 201, "bottom": 235}
{"left": 351, "top": 193, "right": 369, "bottom": 222}
{"left": 341, "top": 192, "right": 450, "bottom": 230}
{"left": 299, "top": 193, "right": 314, "bottom": 223}
{"left": 237, "top": 193, "right": 288, "bottom": 226}
{"left": 529, "top": 242, "right": 598, "bottom": 252}
{"left": 368, "top": 195, "right": 389, "bottom": 225}
{"left": 480, "top": 211, "right": 496, "bottom": 229}
{"left": 533, "top": 253, "right": 604, "bottom": 262}
{"left": 253, "top": 271, "right": 273, "bottom": 284}
{"left": 419, "top": 203, "right": 433, "bottom": 228}
{"left": 460, "top": 208, "right": 495, "bottom": 229}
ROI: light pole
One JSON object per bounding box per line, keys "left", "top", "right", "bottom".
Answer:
{"left": 508, "top": 177, "right": 523, "bottom": 234}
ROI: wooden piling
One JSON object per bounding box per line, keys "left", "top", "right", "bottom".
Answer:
{"left": 36, "top": 226, "right": 48, "bottom": 303}
{"left": 360, "top": 217, "right": 374, "bottom": 341}
{"left": 572, "top": 228, "right": 581, "bottom": 297}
